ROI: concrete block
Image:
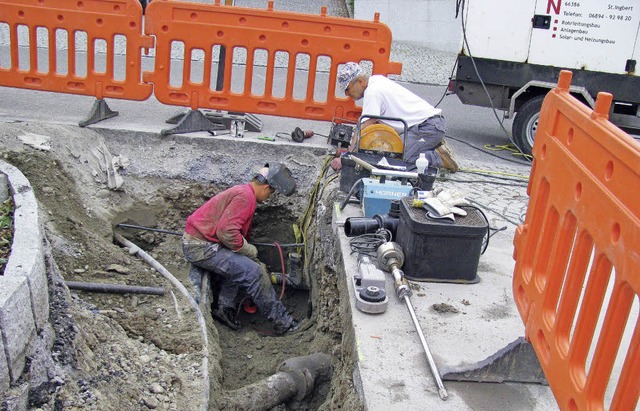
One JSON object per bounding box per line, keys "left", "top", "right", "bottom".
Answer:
{"left": 0, "top": 276, "right": 36, "bottom": 383}
{"left": 0, "top": 173, "right": 8, "bottom": 203}
{"left": 0, "top": 160, "right": 48, "bottom": 329}
{"left": 0, "top": 332, "right": 9, "bottom": 394}
{"left": 5, "top": 244, "right": 48, "bottom": 330}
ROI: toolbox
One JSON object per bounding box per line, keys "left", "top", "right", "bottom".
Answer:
{"left": 396, "top": 197, "right": 488, "bottom": 283}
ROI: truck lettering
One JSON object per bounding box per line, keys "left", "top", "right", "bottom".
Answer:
{"left": 547, "top": 0, "right": 561, "bottom": 15}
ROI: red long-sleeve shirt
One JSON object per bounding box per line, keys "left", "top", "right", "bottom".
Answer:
{"left": 184, "top": 184, "right": 257, "bottom": 251}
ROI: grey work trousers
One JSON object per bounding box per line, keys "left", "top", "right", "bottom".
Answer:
{"left": 182, "top": 238, "right": 294, "bottom": 330}
{"left": 403, "top": 115, "right": 446, "bottom": 168}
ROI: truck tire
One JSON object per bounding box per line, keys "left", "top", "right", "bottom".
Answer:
{"left": 512, "top": 95, "right": 546, "bottom": 156}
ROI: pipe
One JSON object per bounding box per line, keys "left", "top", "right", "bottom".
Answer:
{"left": 65, "top": 281, "right": 165, "bottom": 296}
{"left": 339, "top": 178, "right": 363, "bottom": 211}
{"left": 349, "top": 154, "right": 419, "bottom": 179}
{"left": 219, "top": 353, "right": 332, "bottom": 410}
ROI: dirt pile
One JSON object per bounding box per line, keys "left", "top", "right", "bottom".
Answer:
{"left": 0, "top": 122, "right": 362, "bottom": 410}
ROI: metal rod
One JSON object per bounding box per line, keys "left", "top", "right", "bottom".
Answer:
{"left": 402, "top": 293, "right": 449, "bottom": 400}
{"left": 116, "top": 223, "right": 181, "bottom": 236}
{"left": 65, "top": 281, "right": 165, "bottom": 296}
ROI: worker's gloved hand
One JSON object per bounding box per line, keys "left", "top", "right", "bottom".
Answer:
{"left": 236, "top": 238, "right": 258, "bottom": 260}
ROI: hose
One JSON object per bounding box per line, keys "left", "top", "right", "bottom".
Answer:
{"left": 339, "top": 177, "right": 363, "bottom": 211}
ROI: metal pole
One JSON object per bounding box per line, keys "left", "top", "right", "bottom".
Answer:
{"left": 402, "top": 293, "right": 449, "bottom": 400}
{"left": 65, "top": 281, "right": 165, "bottom": 296}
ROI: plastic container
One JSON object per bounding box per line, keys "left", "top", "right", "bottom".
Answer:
{"left": 396, "top": 197, "right": 487, "bottom": 283}
{"left": 416, "top": 153, "right": 429, "bottom": 174}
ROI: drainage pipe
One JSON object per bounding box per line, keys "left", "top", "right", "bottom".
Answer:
{"left": 219, "top": 353, "right": 332, "bottom": 410}
{"left": 113, "top": 233, "right": 210, "bottom": 411}
{"left": 65, "top": 281, "right": 165, "bottom": 296}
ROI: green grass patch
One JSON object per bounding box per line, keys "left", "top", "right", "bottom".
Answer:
{"left": 0, "top": 198, "right": 14, "bottom": 274}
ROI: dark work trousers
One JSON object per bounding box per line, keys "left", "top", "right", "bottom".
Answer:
{"left": 182, "top": 237, "right": 294, "bottom": 330}
{"left": 403, "top": 115, "right": 446, "bottom": 167}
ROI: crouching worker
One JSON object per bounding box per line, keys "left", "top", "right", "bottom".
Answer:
{"left": 181, "top": 163, "right": 299, "bottom": 335}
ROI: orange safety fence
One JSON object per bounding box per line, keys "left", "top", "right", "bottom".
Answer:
{"left": 143, "top": 0, "right": 401, "bottom": 122}
{"left": 513, "top": 70, "right": 640, "bottom": 410}
{"left": 0, "top": 0, "right": 153, "bottom": 101}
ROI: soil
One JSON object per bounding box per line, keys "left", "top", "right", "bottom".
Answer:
{"left": 0, "top": 122, "right": 362, "bottom": 410}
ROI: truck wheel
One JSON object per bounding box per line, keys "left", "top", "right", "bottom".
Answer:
{"left": 512, "top": 95, "right": 546, "bottom": 156}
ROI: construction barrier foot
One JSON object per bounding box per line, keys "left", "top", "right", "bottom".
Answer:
{"left": 79, "top": 99, "right": 119, "bottom": 127}
{"left": 160, "top": 109, "right": 225, "bottom": 136}
{"left": 440, "top": 337, "right": 548, "bottom": 385}
{"left": 165, "top": 109, "right": 263, "bottom": 132}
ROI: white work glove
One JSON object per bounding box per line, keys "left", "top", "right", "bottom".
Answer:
{"left": 236, "top": 238, "right": 258, "bottom": 260}
{"left": 422, "top": 197, "right": 456, "bottom": 222}
{"left": 435, "top": 188, "right": 469, "bottom": 216}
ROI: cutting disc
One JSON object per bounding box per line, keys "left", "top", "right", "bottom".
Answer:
{"left": 358, "top": 124, "right": 403, "bottom": 154}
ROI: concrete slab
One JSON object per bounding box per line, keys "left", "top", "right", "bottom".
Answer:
{"left": 0, "top": 275, "right": 36, "bottom": 383}
{"left": 0, "top": 330, "right": 8, "bottom": 394}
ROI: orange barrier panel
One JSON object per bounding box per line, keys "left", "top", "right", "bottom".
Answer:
{"left": 513, "top": 70, "right": 640, "bottom": 410}
{"left": 143, "top": 0, "right": 402, "bottom": 122}
{"left": 0, "top": 0, "right": 152, "bottom": 100}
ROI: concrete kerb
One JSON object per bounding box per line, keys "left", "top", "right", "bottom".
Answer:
{"left": 0, "top": 160, "right": 47, "bottom": 392}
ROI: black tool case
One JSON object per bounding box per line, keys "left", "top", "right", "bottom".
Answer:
{"left": 396, "top": 197, "right": 488, "bottom": 283}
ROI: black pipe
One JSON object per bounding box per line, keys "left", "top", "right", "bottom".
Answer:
{"left": 66, "top": 281, "right": 165, "bottom": 296}
{"left": 344, "top": 214, "right": 399, "bottom": 238}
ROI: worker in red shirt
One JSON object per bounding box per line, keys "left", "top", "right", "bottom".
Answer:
{"left": 182, "top": 163, "right": 299, "bottom": 335}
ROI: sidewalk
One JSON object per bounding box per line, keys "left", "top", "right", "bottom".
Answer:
{"left": 331, "top": 152, "right": 557, "bottom": 409}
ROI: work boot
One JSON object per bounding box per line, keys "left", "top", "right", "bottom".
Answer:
{"left": 211, "top": 306, "right": 241, "bottom": 331}
{"left": 436, "top": 140, "right": 459, "bottom": 173}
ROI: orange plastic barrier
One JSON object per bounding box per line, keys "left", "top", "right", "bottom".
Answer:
{"left": 0, "top": 0, "right": 152, "bottom": 100}
{"left": 513, "top": 70, "right": 640, "bottom": 410}
{"left": 143, "top": 0, "right": 401, "bottom": 122}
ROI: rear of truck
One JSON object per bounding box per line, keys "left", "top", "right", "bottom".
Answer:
{"left": 451, "top": 0, "right": 640, "bottom": 154}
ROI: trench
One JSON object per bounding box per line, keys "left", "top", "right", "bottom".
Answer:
{"left": 0, "top": 126, "right": 363, "bottom": 410}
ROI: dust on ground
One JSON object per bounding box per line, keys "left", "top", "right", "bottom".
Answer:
{"left": 0, "top": 122, "right": 363, "bottom": 410}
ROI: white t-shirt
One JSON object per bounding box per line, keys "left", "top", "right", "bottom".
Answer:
{"left": 362, "top": 75, "right": 441, "bottom": 133}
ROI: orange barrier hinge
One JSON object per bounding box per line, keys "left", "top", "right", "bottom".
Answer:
{"left": 141, "top": 35, "right": 155, "bottom": 51}
{"left": 388, "top": 61, "right": 403, "bottom": 76}
{"left": 142, "top": 70, "right": 153, "bottom": 84}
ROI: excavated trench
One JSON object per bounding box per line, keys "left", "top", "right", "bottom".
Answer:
{"left": 0, "top": 123, "right": 363, "bottom": 410}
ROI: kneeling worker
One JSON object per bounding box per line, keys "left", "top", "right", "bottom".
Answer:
{"left": 182, "top": 163, "right": 299, "bottom": 335}
{"left": 331, "top": 62, "right": 458, "bottom": 173}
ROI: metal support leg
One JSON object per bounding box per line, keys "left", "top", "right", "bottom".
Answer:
{"left": 441, "top": 336, "right": 548, "bottom": 384}
{"left": 160, "top": 109, "right": 225, "bottom": 136}
{"left": 79, "top": 99, "right": 119, "bottom": 127}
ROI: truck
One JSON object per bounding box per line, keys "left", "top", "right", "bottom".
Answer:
{"left": 450, "top": 0, "right": 640, "bottom": 155}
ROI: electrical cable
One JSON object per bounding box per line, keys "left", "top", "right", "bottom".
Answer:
{"left": 445, "top": 134, "right": 531, "bottom": 167}
{"left": 348, "top": 229, "right": 392, "bottom": 257}
{"left": 275, "top": 242, "right": 287, "bottom": 301}
{"left": 433, "top": 54, "right": 460, "bottom": 109}
{"left": 456, "top": 0, "right": 533, "bottom": 163}
{"left": 467, "top": 197, "right": 524, "bottom": 226}
{"left": 466, "top": 205, "right": 491, "bottom": 255}
{"left": 443, "top": 178, "right": 528, "bottom": 188}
